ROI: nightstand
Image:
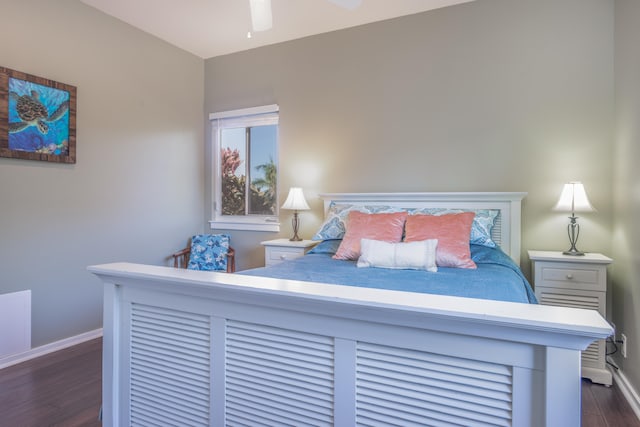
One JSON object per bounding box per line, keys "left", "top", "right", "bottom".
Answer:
{"left": 261, "top": 239, "right": 318, "bottom": 267}
{"left": 528, "top": 250, "right": 613, "bottom": 386}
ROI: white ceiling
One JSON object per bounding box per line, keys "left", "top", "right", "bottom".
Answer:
{"left": 80, "top": 0, "right": 475, "bottom": 59}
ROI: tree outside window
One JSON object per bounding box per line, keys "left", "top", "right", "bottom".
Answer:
{"left": 220, "top": 125, "right": 277, "bottom": 216}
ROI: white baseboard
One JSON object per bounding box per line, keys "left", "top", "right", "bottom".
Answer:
{"left": 610, "top": 362, "right": 640, "bottom": 421}
{"left": 0, "top": 328, "right": 103, "bottom": 370}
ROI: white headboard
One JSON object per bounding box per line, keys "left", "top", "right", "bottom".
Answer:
{"left": 319, "top": 192, "right": 527, "bottom": 266}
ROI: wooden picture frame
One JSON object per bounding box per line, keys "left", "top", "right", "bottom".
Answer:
{"left": 0, "top": 66, "right": 76, "bottom": 164}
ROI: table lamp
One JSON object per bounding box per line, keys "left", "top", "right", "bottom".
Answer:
{"left": 281, "top": 187, "right": 310, "bottom": 241}
{"left": 553, "top": 182, "right": 596, "bottom": 256}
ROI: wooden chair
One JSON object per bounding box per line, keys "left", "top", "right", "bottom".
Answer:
{"left": 170, "top": 237, "right": 236, "bottom": 273}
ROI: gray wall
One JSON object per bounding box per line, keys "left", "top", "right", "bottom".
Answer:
{"left": 0, "top": 0, "right": 204, "bottom": 347}
{"left": 613, "top": 0, "right": 640, "bottom": 399}
{"left": 205, "top": 0, "right": 614, "bottom": 275}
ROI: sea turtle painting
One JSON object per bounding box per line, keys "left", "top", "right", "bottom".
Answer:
{"left": 1, "top": 69, "right": 76, "bottom": 162}
{"left": 8, "top": 90, "right": 69, "bottom": 135}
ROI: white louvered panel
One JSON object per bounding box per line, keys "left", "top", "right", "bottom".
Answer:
{"left": 582, "top": 341, "right": 600, "bottom": 363}
{"left": 538, "top": 291, "right": 600, "bottom": 311}
{"left": 130, "top": 303, "right": 211, "bottom": 427}
{"left": 491, "top": 213, "right": 503, "bottom": 247}
{"left": 537, "top": 291, "right": 604, "bottom": 366}
{"left": 226, "top": 320, "right": 334, "bottom": 426}
{"left": 356, "top": 342, "right": 513, "bottom": 427}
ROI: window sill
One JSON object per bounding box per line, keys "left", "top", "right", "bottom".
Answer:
{"left": 209, "top": 219, "right": 280, "bottom": 232}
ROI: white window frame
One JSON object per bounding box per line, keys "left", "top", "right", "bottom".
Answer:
{"left": 209, "top": 104, "right": 280, "bottom": 232}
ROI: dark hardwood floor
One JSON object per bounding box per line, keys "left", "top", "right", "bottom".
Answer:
{"left": 0, "top": 337, "right": 638, "bottom": 426}
{"left": 582, "top": 374, "right": 640, "bottom": 427}
{"left": 0, "top": 338, "right": 102, "bottom": 427}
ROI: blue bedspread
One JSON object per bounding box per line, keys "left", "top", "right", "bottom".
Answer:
{"left": 240, "top": 244, "right": 537, "bottom": 304}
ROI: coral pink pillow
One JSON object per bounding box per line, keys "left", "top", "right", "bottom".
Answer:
{"left": 404, "top": 212, "right": 477, "bottom": 269}
{"left": 333, "top": 211, "right": 408, "bottom": 260}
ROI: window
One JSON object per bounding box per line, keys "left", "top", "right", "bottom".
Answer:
{"left": 210, "top": 105, "right": 280, "bottom": 231}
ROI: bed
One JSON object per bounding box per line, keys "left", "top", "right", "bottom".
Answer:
{"left": 240, "top": 243, "right": 536, "bottom": 304}
{"left": 89, "top": 192, "right": 612, "bottom": 427}
{"left": 241, "top": 192, "right": 536, "bottom": 304}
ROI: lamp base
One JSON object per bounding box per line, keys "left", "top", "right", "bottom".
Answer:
{"left": 289, "top": 211, "right": 302, "bottom": 242}
{"left": 563, "top": 249, "right": 585, "bottom": 256}
{"left": 563, "top": 215, "right": 585, "bottom": 256}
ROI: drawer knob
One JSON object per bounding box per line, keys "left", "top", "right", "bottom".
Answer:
{"left": 566, "top": 273, "right": 573, "bottom": 280}
{"left": 280, "top": 255, "right": 287, "bottom": 260}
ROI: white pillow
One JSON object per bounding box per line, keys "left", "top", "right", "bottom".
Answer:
{"left": 357, "top": 238, "right": 438, "bottom": 272}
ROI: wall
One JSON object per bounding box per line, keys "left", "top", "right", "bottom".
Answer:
{"left": 204, "top": 0, "right": 614, "bottom": 274}
{"left": 613, "top": 0, "right": 640, "bottom": 400}
{"left": 0, "top": 0, "right": 204, "bottom": 347}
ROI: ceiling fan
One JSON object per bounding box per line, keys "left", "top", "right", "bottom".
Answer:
{"left": 249, "top": 0, "right": 363, "bottom": 32}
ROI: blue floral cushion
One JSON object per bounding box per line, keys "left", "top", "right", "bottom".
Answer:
{"left": 187, "top": 234, "right": 230, "bottom": 271}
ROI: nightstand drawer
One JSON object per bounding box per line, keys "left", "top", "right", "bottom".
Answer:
{"left": 266, "top": 247, "right": 304, "bottom": 264}
{"left": 540, "top": 266, "right": 598, "bottom": 284}
{"left": 534, "top": 261, "right": 606, "bottom": 292}
{"left": 262, "top": 239, "right": 318, "bottom": 267}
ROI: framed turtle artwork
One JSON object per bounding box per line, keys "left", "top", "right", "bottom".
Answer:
{"left": 0, "top": 66, "right": 76, "bottom": 163}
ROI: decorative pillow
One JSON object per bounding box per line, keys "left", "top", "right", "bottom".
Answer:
{"left": 312, "top": 203, "right": 404, "bottom": 241}
{"left": 409, "top": 208, "right": 499, "bottom": 248}
{"left": 404, "top": 213, "right": 477, "bottom": 269}
{"left": 187, "top": 234, "right": 230, "bottom": 271}
{"left": 357, "top": 238, "right": 438, "bottom": 272}
{"left": 333, "top": 211, "right": 408, "bottom": 260}
{"left": 468, "top": 209, "right": 499, "bottom": 247}
{"left": 307, "top": 239, "right": 342, "bottom": 255}
{"left": 313, "top": 203, "right": 499, "bottom": 248}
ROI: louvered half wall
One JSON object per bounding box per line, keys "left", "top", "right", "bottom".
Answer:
{"left": 129, "top": 303, "right": 211, "bottom": 427}
{"left": 125, "top": 307, "right": 526, "bottom": 426}
{"left": 225, "top": 320, "right": 335, "bottom": 426}
{"left": 93, "top": 259, "right": 599, "bottom": 427}
{"left": 356, "top": 342, "right": 513, "bottom": 427}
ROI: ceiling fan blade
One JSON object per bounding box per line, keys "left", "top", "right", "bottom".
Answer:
{"left": 249, "top": 0, "right": 272, "bottom": 32}
{"left": 327, "top": 0, "right": 363, "bottom": 10}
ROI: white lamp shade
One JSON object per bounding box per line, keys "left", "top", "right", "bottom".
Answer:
{"left": 281, "top": 187, "right": 310, "bottom": 211}
{"left": 250, "top": 0, "right": 272, "bottom": 32}
{"left": 553, "top": 182, "right": 596, "bottom": 213}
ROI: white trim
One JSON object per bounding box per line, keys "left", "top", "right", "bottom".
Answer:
{"left": 610, "top": 361, "right": 640, "bottom": 421}
{"left": 0, "top": 328, "right": 103, "bottom": 370}
{"left": 209, "top": 219, "right": 280, "bottom": 232}
{"left": 209, "top": 104, "right": 279, "bottom": 120}
{"left": 319, "top": 191, "right": 527, "bottom": 204}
